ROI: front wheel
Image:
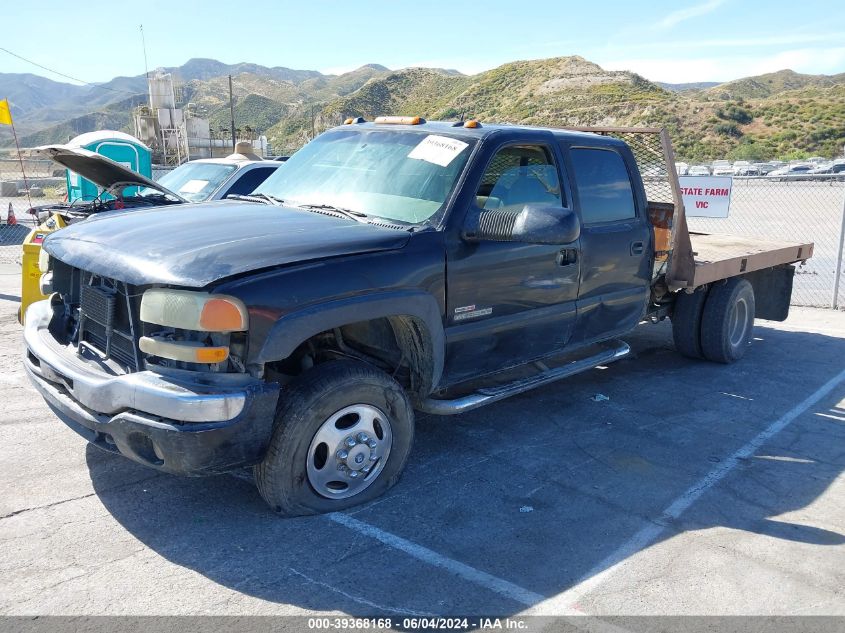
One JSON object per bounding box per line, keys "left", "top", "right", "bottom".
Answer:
{"left": 255, "top": 360, "right": 414, "bottom": 516}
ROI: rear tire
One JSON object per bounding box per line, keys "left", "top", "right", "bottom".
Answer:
{"left": 671, "top": 286, "right": 709, "bottom": 359}
{"left": 255, "top": 360, "right": 414, "bottom": 516}
{"left": 700, "top": 278, "right": 755, "bottom": 363}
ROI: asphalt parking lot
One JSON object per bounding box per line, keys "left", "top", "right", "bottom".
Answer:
{"left": 0, "top": 262, "right": 843, "bottom": 620}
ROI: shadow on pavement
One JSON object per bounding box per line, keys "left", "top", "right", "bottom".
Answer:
{"left": 87, "top": 324, "right": 845, "bottom": 615}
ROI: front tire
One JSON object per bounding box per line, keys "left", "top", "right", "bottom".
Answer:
{"left": 700, "top": 278, "right": 755, "bottom": 363}
{"left": 255, "top": 360, "right": 414, "bottom": 516}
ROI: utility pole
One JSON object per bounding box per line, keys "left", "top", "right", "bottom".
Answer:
{"left": 228, "top": 75, "right": 236, "bottom": 152}
{"left": 139, "top": 24, "right": 149, "bottom": 79}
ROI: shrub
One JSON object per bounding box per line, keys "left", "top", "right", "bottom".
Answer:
{"left": 716, "top": 104, "right": 753, "bottom": 124}
{"left": 714, "top": 123, "right": 743, "bottom": 137}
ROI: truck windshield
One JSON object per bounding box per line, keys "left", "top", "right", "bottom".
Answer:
{"left": 253, "top": 128, "right": 474, "bottom": 224}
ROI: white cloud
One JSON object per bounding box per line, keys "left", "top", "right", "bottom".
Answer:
{"left": 602, "top": 47, "right": 845, "bottom": 83}
{"left": 762, "top": 47, "right": 845, "bottom": 75}
{"left": 655, "top": 0, "right": 727, "bottom": 30}
{"left": 596, "top": 32, "right": 843, "bottom": 52}
{"left": 603, "top": 57, "right": 728, "bottom": 83}
{"left": 684, "top": 33, "right": 842, "bottom": 48}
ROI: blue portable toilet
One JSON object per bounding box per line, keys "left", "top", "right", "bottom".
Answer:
{"left": 64, "top": 131, "right": 152, "bottom": 202}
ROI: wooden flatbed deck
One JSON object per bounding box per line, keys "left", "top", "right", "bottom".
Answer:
{"left": 688, "top": 232, "right": 813, "bottom": 287}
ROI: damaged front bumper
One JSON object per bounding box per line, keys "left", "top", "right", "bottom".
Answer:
{"left": 23, "top": 299, "right": 279, "bottom": 475}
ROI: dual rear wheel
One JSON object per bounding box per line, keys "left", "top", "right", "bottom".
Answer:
{"left": 672, "top": 277, "right": 756, "bottom": 363}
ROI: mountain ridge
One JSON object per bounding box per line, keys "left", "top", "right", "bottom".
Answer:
{"left": 3, "top": 56, "right": 844, "bottom": 161}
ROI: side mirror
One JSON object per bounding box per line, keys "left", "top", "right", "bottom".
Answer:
{"left": 463, "top": 204, "right": 580, "bottom": 245}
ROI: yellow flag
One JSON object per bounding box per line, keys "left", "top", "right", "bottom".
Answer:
{"left": 0, "top": 99, "right": 12, "bottom": 126}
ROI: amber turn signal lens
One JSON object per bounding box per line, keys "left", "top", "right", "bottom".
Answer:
{"left": 199, "top": 298, "right": 247, "bottom": 332}
{"left": 195, "top": 347, "right": 230, "bottom": 364}
{"left": 139, "top": 337, "right": 230, "bottom": 364}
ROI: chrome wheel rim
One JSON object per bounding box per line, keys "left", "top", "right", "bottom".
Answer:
{"left": 306, "top": 404, "right": 393, "bottom": 500}
{"left": 729, "top": 297, "right": 749, "bottom": 347}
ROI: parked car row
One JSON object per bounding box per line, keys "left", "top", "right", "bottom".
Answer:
{"left": 676, "top": 158, "right": 845, "bottom": 180}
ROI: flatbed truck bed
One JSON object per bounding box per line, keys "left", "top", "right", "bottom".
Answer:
{"left": 688, "top": 232, "right": 813, "bottom": 287}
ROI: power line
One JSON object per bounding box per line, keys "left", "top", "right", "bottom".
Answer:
{"left": 0, "top": 46, "right": 135, "bottom": 95}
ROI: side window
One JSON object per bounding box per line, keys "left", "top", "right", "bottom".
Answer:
{"left": 224, "top": 167, "right": 277, "bottom": 197}
{"left": 569, "top": 148, "right": 636, "bottom": 223}
{"left": 476, "top": 145, "right": 562, "bottom": 211}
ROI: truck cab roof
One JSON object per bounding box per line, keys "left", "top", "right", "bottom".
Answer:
{"left": 343, "top": 119, "right": 628, "bottom": 148}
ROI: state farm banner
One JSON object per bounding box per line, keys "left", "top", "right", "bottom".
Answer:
{"left": 679, "top": 176, "right": 733, "bottom": 218}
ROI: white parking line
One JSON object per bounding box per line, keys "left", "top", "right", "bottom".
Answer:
{"left": 525, "top": 366, "right": 845, "bottom": 615}
{"left": 331, "top": 367, "right": 845, "bottom": 616}
{"left": 328, "top": 512, "right": 546, "bottom": 607}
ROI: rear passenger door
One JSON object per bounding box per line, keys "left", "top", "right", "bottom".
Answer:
{"left": 562, "top": 144, "right": 652, "bottom": 343}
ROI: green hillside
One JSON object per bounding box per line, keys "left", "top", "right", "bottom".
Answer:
{"left": 9, "top": 56, "right": 845, "bottom": 162}
{"left": 208, "top": 93, "right": 288, "bottom": 133}
{"left": 18, "top": 94, "right": 147, "bottom": 146}
{"left": 706, "top": 69, "right": 845, "bottom": 99}
{"left": 265, "top": 58, "right": 844, "bottom": 162}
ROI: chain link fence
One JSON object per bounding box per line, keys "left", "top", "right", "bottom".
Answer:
{"left": 577, "top": 128, "right": 845, "bottom": 309}
{"left": 687, "top": 175, "right": 845, "bottom": 309}
{"left": 0, "top": 152, "right": 65, "bottom": 263}
{"left": 3, "top": 143, "right": 845, "bottom": 308}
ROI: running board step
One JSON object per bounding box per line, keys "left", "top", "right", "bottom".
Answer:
{"left": 418, "top": 340, "right": 630, "bottom": 416}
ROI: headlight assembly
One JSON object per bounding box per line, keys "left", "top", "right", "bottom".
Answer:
{"left": 140, "top": 288, "right": 248, "bottom": 333}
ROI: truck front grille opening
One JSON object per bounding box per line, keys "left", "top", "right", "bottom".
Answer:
{"left": 71, "top": 271, "right": 143, "bottom": 373}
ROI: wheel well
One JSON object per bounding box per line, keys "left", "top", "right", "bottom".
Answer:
{"left": 265, "top": 316, "right": 436, "bottom": 400}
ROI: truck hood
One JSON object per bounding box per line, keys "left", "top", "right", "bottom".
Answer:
{"left": 32, "top": 145, "right": 187, "bottom": 202}
{"left": 44, "top": 200, "right": 411, "bottom": 287}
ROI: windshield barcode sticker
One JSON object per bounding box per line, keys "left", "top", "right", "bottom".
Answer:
{"left": 408, "top": 135, "right": 469, "bottom": 167}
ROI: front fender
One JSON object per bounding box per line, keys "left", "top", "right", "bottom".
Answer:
{"left": 252, "top": 290, "right": 445, "bottom": 389}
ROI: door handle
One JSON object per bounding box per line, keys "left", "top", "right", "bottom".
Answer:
{"left": 557, "top": 248, "right": 578, "bottom": 266}
{"left": 630, "top": 241, "right": 645, "bottom": 256}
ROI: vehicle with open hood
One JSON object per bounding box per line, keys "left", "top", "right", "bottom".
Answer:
{"left": 27, "top": 145, "right": 187, "bottom": 224}
{"left": 20, "top": 144, "right": 283, "bottom": 320}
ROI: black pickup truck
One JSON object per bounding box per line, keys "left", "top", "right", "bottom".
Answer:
{"left": 25, "top": 118, "right": 812, "bottom": 515}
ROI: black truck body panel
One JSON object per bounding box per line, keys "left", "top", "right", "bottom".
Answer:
{"left": 43, "top": 200, "right": 411, "bottom": 287}
{"left": 34, "top": 121, "right": 790, "bottom": 479}
{"left": 558, "top": 138, "right": 653, "bottom": 344}
{"left": 42, "top": 123, "right": 652, "bottom": 394}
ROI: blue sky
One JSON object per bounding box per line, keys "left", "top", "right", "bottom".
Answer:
{"left": 2, "top": 0, "right": 844, "bottom": 84}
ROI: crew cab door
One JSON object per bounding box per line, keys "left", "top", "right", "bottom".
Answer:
{"left": 443, "top": 139, "right": 580, "bottom": 385}
{"left": 561, "top": 144, "right": 652, "bottom": 343}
